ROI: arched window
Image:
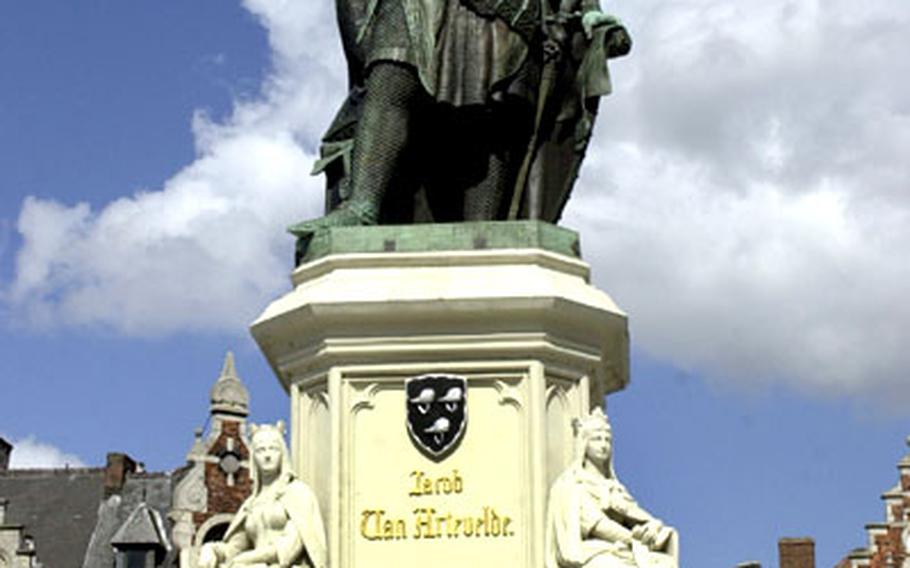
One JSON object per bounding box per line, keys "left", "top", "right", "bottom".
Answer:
{"left": 202, "top": 522, "right": 229, "bottom": 544}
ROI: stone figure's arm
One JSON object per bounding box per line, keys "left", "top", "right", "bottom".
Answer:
{"left": 610, "top": 487, "right": 673, "bottom": 552}
{"left": 199, "top": 530, "right": 249, "bottom": 568}
{"left": 223, "top": 530, "right": 251, "bottom": 561}
{"left": 197, "top": 543, "right": 221, "bottom": 568}
{"left": 581, "top": 10, "right": 619, "bottom": 40}
{"left": 590, "top": 515, "right": 633, "bottom": 545}
{"left": 227, "top": 544, "right": 279, "bottom": 567}
{"left": 274, "top": 522, "right": 306, "bottom": 568}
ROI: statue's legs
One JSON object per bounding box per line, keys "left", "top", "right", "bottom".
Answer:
{"left": 289, "top": 62, "right": 424, "bottom": 235}
{"left": 347, "top": 62, "right": 425, "bottom": 219}
{"left": 461, "top": 101, "right": 529, "bottom": 220}
{"left": 462, "top": 151, "right": 509, "bottom": 220}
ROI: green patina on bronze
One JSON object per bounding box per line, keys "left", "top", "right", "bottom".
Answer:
{"left": 299, "top": 221, "right": 581, "bottom": 264}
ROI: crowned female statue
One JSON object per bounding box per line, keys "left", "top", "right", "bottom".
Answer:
{"left": 198, "top": 422, "right": 327, "bottom": 568}
{"left": 546, "top": 408, "right": 679, "bottom": 568}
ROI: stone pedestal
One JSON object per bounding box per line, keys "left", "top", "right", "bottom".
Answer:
{"left": 251, "top": 222, "right": 629, "bottom": 568}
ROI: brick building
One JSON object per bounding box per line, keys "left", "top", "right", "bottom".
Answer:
{"left": 836, "top": 437, "right": 910, "bottom": 568}
{"left": 169, "top": 352, "right": 252, "bottom": 567}
{"left": 0, "top": 352, "right": 254, "bottom": 568}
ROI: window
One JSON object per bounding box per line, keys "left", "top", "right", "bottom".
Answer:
{"left": 115, "top": 549, "right": 150, "bottom": 568}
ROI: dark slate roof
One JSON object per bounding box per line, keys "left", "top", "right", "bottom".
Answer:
{"left": 0, "top": 468, "right": 105, "bottom": 568}
{"left": 81, "top": 473, "right": 173, "bottom": 568}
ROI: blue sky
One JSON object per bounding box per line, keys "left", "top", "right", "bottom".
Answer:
{"left": 1, "top": 2, "right": 909, "bottom": 567}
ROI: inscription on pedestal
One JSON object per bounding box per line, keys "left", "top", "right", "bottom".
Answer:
{"left": 347, "top": 376, "right": 528, "bottom": 567}
{"left": 359, "top": 469, "right": 516, "bottom": 542}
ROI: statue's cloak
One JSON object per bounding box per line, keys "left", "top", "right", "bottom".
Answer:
{"left": 320, "top": 0, "right": 631, "bottom": 223}
{"left": 545, "top": 465, "right": 678, "bottom": 568}
{"left": 526, "top": 21, "right": 631, "bottom": 222}
{"left": 337, "top": 0, "right": 532, "bottom": 103}
{"left": 223, "top": 479, "right": 327, "bottom": 568}
{"left": 546, "top": 465, "right": 644, "bottom": 568}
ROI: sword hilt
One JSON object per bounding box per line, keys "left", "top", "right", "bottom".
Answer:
{"left": 544, "top": 10, "right": 583, "bottom": 25}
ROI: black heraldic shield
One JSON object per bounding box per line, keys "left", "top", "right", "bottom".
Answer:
{"left": 406, "top": 374, "right": 467, "bottom": 458}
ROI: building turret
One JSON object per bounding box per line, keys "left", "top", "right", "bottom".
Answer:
{"left": 209, "top": 352, "right": 250, "bottom": 418}
{"left": 170, "top": 351, "right": 253, "bottom": 568}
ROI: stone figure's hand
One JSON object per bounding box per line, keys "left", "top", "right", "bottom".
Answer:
{"left": 581, "top": 11, "right": 619, "bottom": 39}
{"left": 225, "top": 562, "right": 267, "bottom": 568}
{"left": 226, "top": 546, "right": 279, "bottom": 568}
{"left": 653, "top": 523, "right": 675, "bottom": 551}
{"left": 633, "top": 519, "right": 665, "bottom": 549}
{"left": 198, "top": 543, "right": 222, "bottom": 568}
{"left": 228, "top": 550, "right": 258, "bottom": 565}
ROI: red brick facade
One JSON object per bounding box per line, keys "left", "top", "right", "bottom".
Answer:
{"left": 837, "top": 440, "right": 910, "bottom": 568}
{"left": 170, "top": 350, "right": 255, "bottom": 551}
{"left": 780, "top": 538, "right": 816, "bottom": 568}
{"left": 191, "top": 419, "right": 251, "bottom": 530}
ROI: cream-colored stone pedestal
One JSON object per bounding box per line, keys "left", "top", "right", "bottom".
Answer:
{"left": 251, "top": 240, "right": 628, "bottom": 568}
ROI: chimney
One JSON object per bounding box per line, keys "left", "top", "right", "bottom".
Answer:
{"left": 104, "top": 453, "right": 138, "bottom": 497}
{"left": 780, "top": 538, "right": 815, "bottom": 568}
{"left": 0, "top": 437, "right": 11, "bottom": 471}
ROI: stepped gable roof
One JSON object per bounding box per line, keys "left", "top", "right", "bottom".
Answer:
{"left": 835, "top": 434, "right": 910, "bottom": 568}
{"left": 0, "top": 467, "right": 105, "bottom": 568}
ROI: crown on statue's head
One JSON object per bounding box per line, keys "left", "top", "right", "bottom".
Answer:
{"left": 249, "top": 420, "right": 287, "bottom": 438}
{"left": 572, "top": 407, "right": 612, "bottom": 439}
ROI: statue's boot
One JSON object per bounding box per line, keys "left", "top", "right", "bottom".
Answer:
{"left": 287, "top": 199, "right": 379, "bottom": 238}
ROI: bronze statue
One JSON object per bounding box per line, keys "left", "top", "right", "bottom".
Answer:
{"left": 289, "top": 0, "right": 631, "bottom": 241}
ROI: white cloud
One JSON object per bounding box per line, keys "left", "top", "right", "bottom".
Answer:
{"left": 3, "top": 1, "right": 340, "bottom": 335}
{"left": 4, "top": 435, "right": 86, "bottom": 469}
{"left": 4, "top": 0, "right": 910, "bottom": 402}
{"left": 563, "top": 0, "right": 910, "bottom": 402}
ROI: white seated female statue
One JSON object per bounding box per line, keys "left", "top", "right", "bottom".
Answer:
{"left": 546, "top": 408, "right": 679, "bottom": 568}
{"left": 198, "top": 422, "right": 327, "bottom": 568}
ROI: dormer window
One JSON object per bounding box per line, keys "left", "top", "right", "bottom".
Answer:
{"left": 115, "top": 548, "right": 154, "bottom": 568}
{"left": 110, "top": 504, "right": 170, "bottom": 568}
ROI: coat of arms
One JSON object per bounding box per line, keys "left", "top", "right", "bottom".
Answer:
{"left": 406, "top": 374, "right": 467, "bottom": 459}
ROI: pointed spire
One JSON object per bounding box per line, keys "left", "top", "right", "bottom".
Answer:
{"left": 186, "top": 427, "right": 206, "bottom": 461}
{"left": 221, "top": 351, "right": 238, "bottom": 380}
{"left": 900, "top": 436, "right": 910, "bottom": 469}
{"left": 210, "top": 351, "right": 250, "bottom": 417}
